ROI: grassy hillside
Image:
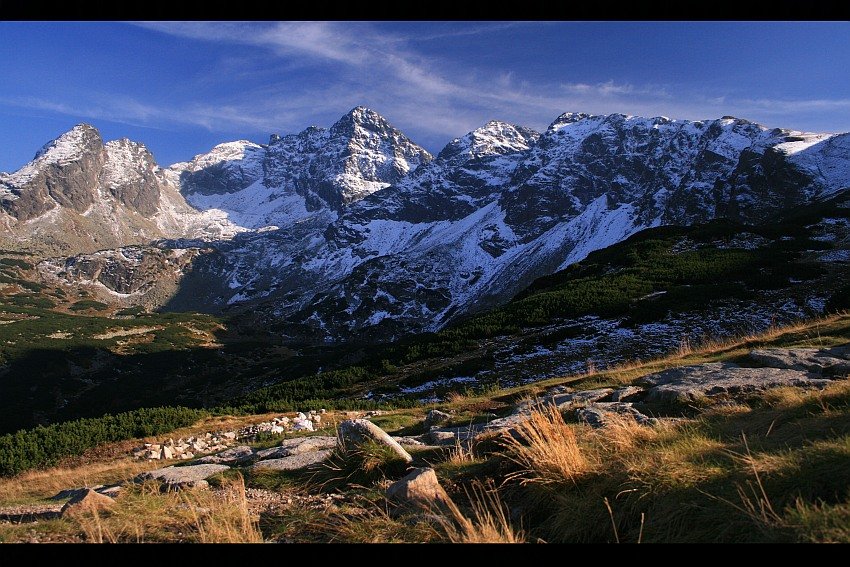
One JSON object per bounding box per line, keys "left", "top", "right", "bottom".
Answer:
{"left": 1, "top": 313, "right": 848, "bottom": 543}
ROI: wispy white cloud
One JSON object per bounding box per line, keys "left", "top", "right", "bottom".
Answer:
{"left": 9, "top": 21, "right": 849, "bottom": 154}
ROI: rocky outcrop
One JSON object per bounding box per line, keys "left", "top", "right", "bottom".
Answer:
{"left": 637, "top": 363, "right": 832, "bottom": 403}
{"left": 748, "top": 347, "right": 850, "bottom": 376}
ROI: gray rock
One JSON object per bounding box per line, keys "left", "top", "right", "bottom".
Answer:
{"left": 424, "top": 409, "right": 452, "bottom": 428}
{"left": 386, "top": 467, "right": 453, "bottom": 513}
{"left": 337, "top": 419, "right": 413, "bottom": 463}
{"left": 96, "top": 484, "right": 125, "bottom": 498}
{"left": 60, "top": 488, "right": 115, "bottom": 517}
{"left": 481, "top": 413, "right": 529, "bottom": 433}
{"left": 255, "top": 436, "right": 337, "bottom": 460}
{"left": 196, "top": 445, "right": 256, "bottom": 465}
{"left": 250, "top": 450, "right": 332, "bottom": 471}
{"left": 393, "top": 435, "right": 432, "bottom": 446}
{"left": 748, "top": 347, "right": 850, "bottom": 376}
{"left": 552, "top": 388, "right": 615, "bottom": 409}
{"left": 576, "top": 402, "right": 657, "bottom": 428}
{"left": 609, "top": 386, "right": 644, "bottom": 402}
{"left": 428, "top": 430, "right": 459, "bottom": 445}
{"left": 51, "top": 486, "right": 104, "bottom": 501}
{"left": 135, "top": 464, "right": 230, "bottom": 490}
{"left": 637, "top": 362, "right": 832, "bottom": 403}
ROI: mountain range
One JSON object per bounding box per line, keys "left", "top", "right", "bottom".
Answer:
{"left": 2, "top": 106, "right": 849, "bottom": 341}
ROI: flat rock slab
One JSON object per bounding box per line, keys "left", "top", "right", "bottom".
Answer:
{"left": 749, "top": 347, "right": 850, "bottom": 376}
{"left": 196, "top": 445, "right": 257, "bottom": 465}
{"left": 255, "top": 436, "right": 336, "bottom": 460}
{"left": 135, "top": 464, "right": 230, "bottom": 489}
{"left": 511, "top": 388, "right": 615, "bottom": 416}
{"left": 576, "top": 402, "right": 657, "bottom": 428}
{"left": 250, "top": 450, "right": 332, "bottom": 471}
{"left": 337, "top": 419, "right": 413, "bottom": 463}
{"left": 637, "top": 362, "right": 832, "bottom": 403}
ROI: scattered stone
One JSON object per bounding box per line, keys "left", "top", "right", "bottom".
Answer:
{"left": 637, "top": 362, "right": 832, "bottom": 403}
{"left": 251, "top": 450, "right": 333, "bottom": 471}
{"left": 60, "top": 489, "right": 115, "bottom": 517}
{"left": 293, "top": 418, "right": 315, "bottom": 432}
{"left": 296, "top": 412, "right": 307, "bottom": 420}
{"left": 424, "top": 409, "right": 452, "bottom": 428}
{"left": 386, "top": 468, "right": 453, "bottom": 513}
{"left": 222, "top": 432, "right": 237, "bottom": 440}
{"left": 160, "top": 446, "right": 173, "bottom": 460}
{"left": 320, "top": 409, "right": 327, "bottom": 414}
{"left": 196, "top": 445, "right": 256, "bottom": 466}
{"left": 135, "top": 464, "right": 230, "bottom": 490}
{"left": 337, "top": 419, "right": 413, "bottom": 463}
{"left": 271, "top": 425, "right": 285, "bottom": 434}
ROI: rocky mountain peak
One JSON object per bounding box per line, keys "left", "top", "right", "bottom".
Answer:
{"left": 548, "top": 112, "right": 594, "bottom": 131}
{"left": 438, "top": 120, "right": 540, "bottom": 162}
{"left": 32, "top": 123, "right": 103, "bottom": 164}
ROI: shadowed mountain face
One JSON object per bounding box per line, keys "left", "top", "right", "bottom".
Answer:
{"left": 4, "top": 108, "right": 850, "bottom": 341}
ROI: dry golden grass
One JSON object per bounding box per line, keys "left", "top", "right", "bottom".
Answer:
{"left": 441, "top": 480, "right": 525, "bottom": 543}
{"left": 0, "top": 458, "right": 159, "bottom": 505}
{"left": 500, "top": 403, "right": 594, "bottom": 487}
{"left": 73, "top": 475, "right": 262, "bottom": 543}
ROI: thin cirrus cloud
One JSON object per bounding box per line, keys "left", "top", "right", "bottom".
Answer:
{"left": 135, "top": 21, "right": 850, "bottom": 137}
{"left": 7, "top": 21, "right": 850, "bottom": 153}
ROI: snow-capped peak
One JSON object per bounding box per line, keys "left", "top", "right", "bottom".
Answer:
{"left": 4, "top": 124, "right": 103, "bottom": 188}
{"left": 32, "top": 123, "right": 101, "bottom": 164}
{"left": 439, "top": 121, "right": 540, "bottom": 162}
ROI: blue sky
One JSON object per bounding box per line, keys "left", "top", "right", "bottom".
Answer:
{"left": 1, "top": 21, "right": 849, "bottom": 172}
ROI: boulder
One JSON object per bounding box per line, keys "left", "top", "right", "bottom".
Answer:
{"left": 337, "top": 419, "right": 413, "bottom": 463}
{"left": 424, "top": 409, "right": 452, "bottom": 428}
{"left": 250, "top": 449, "right": 333, "bottom": 471}
{"left": 135, "top": 464, "right": 230, "bottom": 490}
{"left": 60, "top": 488, "right": 115, "bottom": 517}
{"left": 637, "top": 362, "right": 832, "bottom": 403}
{"left": 160, "top": 446, "right": 173, "bottom": 460}
{"left": 293, "top": 418, "right": 314, "bottom": 432}
{"left": 386, "top": 468, "right": 453, "bottom": 513}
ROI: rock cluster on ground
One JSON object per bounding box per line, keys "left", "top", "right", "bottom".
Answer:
{"left": 131, "top": 409, "right": 329, "bottom": 462}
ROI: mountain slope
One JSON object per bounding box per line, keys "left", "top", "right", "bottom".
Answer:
{"left": 250, "top": 113, "right": 850, "bottom": 340}
{"left": 4, "top": 109, "right": 850, "bottom": 342}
